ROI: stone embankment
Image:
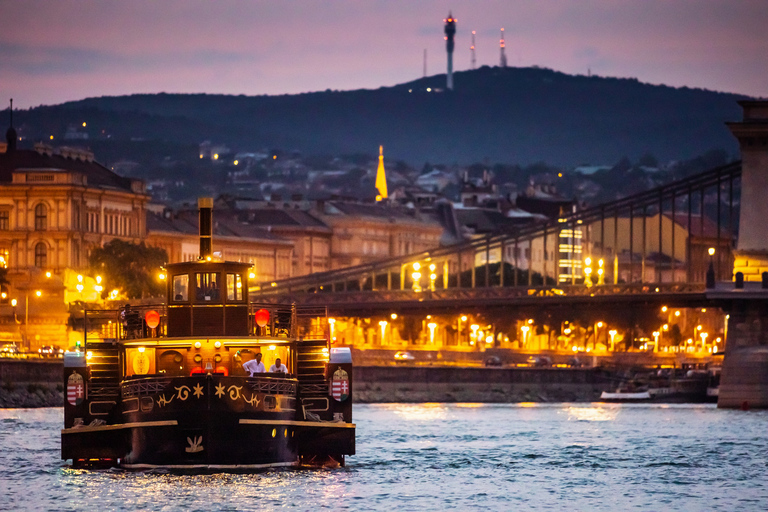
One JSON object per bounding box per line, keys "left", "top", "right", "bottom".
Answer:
{"left": 0, "top": 382, "right": 63, "bottom": 408}
{"left": 354, "top": 366, "right": 613, "bottom": 403}
{"left": 1, "top": 360, "right": 64, "bottom": 408}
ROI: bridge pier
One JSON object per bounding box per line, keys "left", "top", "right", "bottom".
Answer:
{"left": 718, "top": 100, "right": 768, "bottom": 408}
{"left": 716, "top": 292, "right": 768, "bottom": 408}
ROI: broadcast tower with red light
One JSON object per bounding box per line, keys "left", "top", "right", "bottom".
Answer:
{"left": 444, "top": 12, "right": 456, "bottom": 90}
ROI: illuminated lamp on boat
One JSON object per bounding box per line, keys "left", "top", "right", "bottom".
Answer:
{"left": 194, "top": 341, "right": 202, "bottom": 349}
{"left": 145, "top": 310, "right": 160, "bottom": 330}
{"left": 214, "top": 341, "right": 222, "bottom": 348}
{"left": 255, "top": 309, "right": 270, "bottom": 328}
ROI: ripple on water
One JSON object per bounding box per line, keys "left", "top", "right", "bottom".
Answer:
{"left": 0, "top": 404, "right": 767, "bottom": 511}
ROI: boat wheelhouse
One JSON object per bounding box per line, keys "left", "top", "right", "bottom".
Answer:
{"left": 62, "top": 199, "right": 354, "bottom": 469}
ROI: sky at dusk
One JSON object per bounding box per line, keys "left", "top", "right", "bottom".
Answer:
{"left": 1, "top": 0, "right": 767, "bottom": 109}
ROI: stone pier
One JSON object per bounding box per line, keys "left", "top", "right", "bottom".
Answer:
{"left": 717, "top": 100, "right": 768, "bottom": 408}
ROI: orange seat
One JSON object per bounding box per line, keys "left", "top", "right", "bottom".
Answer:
{"left": 190, "top": 367, "right": 204, "bottom": 376}
{"left": 215, "top": 366, "right": 229, "bottom": 376}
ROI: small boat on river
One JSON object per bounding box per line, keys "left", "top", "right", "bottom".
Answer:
{"left": 61, "top": 199, "right": 355, "bottom": 469}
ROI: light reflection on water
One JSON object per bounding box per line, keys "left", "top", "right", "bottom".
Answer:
{"left": 1, "top": 404, "right": 767, "bottom": 511}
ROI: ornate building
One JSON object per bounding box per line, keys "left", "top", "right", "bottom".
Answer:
{"left": 0, "top": 125, "right": 149, "bottom": 350}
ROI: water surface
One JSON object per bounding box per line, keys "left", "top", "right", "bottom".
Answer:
{"left": 1, "top": 404, "right": 766, "bottom": 511}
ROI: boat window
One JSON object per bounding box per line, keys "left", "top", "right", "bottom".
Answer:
{"left": 227, "top": 273, "right": 244, "bottom": 302}
{"left": 158, "top": 350, "right": 186, "bottom": 376}
{"left": 196, "top": 273, "right": 220, "bottom": 302}
{"left": 173, "top": 274, "right": 189, "bottom": 302}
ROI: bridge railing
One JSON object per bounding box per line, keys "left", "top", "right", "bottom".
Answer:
{"left": 252, "top": 162, "right": 740, "bottom": 297}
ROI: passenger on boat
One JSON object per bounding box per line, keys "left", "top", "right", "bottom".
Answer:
{"left": 242, "top": 352, "right": 265, "bottom": 376}
{"left": 269, "top": 358, "right": 288, "bottom": 374}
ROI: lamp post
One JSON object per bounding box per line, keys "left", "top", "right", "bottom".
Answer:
{"left": 20, "top": 289, "right": 42, "bottom": 352}
{"left": 411, "top": 262, "right": 422, "bottom": 292}
{"left": 379, "top": 320, "right": 388, "bottom": 346}
{"left": 427, "top": 322, "right": 437, "bottom": 344}
{"left": 520, "top": 325, "right": 530, "bottom": 347}
{"left": 706, "top": 247, "right": 716, "bottom": 288}
{"left": 609, "top": 329, "right": 617, "bottom": 351}
{"left": 584, "top": 257, "right": 593, "bottom": 287}
{"left": 458, "top": 315, "right": 467, "bottom": 345}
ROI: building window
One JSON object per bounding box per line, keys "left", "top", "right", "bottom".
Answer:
{"left": 0, "top": 210, "right": 9, "bottom": 231}
{"left": 34, "top": 242, "right": 47, "bottom": 268}
{"left": 34, "top": 203, "right": 47, "bottom": 231}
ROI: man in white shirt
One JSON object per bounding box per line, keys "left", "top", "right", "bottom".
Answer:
{"left": 269, "top": 357, "right": 288, "bottom": 373}
{"left": 242, "top": 352, "right": 265, "bottom": 376}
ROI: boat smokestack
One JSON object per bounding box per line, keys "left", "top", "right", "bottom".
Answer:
{"left": 198, "top": 197, "right": 213, "bottom": 259}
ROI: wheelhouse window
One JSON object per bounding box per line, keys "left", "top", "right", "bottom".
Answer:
{"left": 172, "top": 274, "right": 189, "bottom": 301}
{"left": 196, "top": 272, "right": 220, "bottom": 302}
{"left": 34, "top": 203, "right": 47, "bottom": 231}
{"left": 34, "top": 242, "right": 47, "bottom": 268}
{"left": 226, "top": 273, "right": 244, "bottom": 302}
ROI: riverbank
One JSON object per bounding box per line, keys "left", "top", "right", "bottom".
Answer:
{"left": 354, "top": 366, "right": 611, "bottom": 403}
{"left": 1, "top": 359, "right": 64, "bottom": 408}
{"left": 0, "top": 360, "right": 616, "bottom": 407}
{"left": 0, "top": 383, "right": 63, "bottom": 408}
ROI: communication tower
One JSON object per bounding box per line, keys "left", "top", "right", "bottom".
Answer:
{"left": 500, "top": 28, "right": 508, "bottom": 68}
{"left": 444, "top": 12, "right": 456, "bottom": 90}
{"left": 470, "top": 31, "right": 476, "bottom": 70}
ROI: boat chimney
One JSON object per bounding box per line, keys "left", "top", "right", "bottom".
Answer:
{"left": 199, "top": 197, "right": 213, "bottom": 260}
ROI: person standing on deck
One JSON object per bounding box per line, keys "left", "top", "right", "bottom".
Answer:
{"left": 242, "top": 352, "right": 265, "bottom": 376}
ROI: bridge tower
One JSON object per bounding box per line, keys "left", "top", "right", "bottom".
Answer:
{"left": 728, "top": 101, "right": 768, "bottom": 278}
{"left": 717, "top": 100, "right": 768, "bottom": 409}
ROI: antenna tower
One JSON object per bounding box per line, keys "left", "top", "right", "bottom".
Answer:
{"left": 500, "top": 28, "right": 508, "bottom": 68}
{"left": 470, "top": 31, "right": 476, "bottom": 70}
{"left": 444, "top": 12, "right": 456, "bottom": 90}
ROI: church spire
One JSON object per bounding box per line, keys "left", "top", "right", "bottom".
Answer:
{"left": 375, "top": 145, "right": 388, "bottom": 201}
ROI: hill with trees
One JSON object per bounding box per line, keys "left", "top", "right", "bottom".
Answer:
{"left": 8, "top": 66, "right": 749, "bottom": 168}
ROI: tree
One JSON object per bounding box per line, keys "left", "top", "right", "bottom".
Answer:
{"left": 89, "top": 240, "right": 168, "bottom": 299}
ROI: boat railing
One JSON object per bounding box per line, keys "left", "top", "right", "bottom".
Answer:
{"left": 81, "top": 303, "right": 329, "bottom": 343}
{"left": 120, "top": 374, "right": 298, "bottom": 397}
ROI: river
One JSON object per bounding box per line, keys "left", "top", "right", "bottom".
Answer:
{"left": 1, "top": 404, "right": 766, "bottom": 511}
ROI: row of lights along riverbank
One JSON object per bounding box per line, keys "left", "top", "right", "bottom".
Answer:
{"left": 324, "top": 306, "right": 723, "bottom": 355}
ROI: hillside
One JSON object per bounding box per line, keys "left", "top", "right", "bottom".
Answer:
{"left": 8, "top": 66, "right": 750, "bottom": 167}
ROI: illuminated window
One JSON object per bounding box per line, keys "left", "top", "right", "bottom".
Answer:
{"left": 173, "top": 274, "right": 189, "bottom": 301}
{"left": 196, "top": 272, "right": 220, "bottom": 302}
{"left": 34, "top": 242, "right": 47, "bottom": 268}
{"left": 227, "top": 273, "right": 244, "bottom": 302}
{"left": 34, "top": 203, "right": 47, "bottom": 231}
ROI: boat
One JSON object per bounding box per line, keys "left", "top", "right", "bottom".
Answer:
{"left": 599, "top": 369, "right": 710, "bottom": 403}
{"left": 61, "top": 199, "right": 355, "bottom": 469}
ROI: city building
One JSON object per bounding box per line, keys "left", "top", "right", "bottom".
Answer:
{"left": 0, "top": 126, "right": 150, "bottom": 350}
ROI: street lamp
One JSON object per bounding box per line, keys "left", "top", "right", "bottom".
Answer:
{"left": 20, "top": 290, "right": 42, "bottom": 351}
{"left": 470, "top": 324, "right": 479, "bottom": 345}
{"left": 520, "top": 325, "right": 530, "bottom": 347}
{"left": 706, "top": 247, "right": 716, "bottom": 288}
{"left": 609, "top": 329, "right": 617, "bottom": 351}
{"left": 379, "top": 320, "right": 388, "bottom": 345}
{"left": 584, "top": 257, "right": 593, "bottom": 287}
{"left": 429, "top": 263, "right": 437, "bottom": 291}
{"left": 412, "top": 262, "right": 422, "bottom": 292}
{"left": 597, "top": 259, "right": 605, "bottom": 285}
{"left": 427, "top": 322, "right": 437, "bottom": 344}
